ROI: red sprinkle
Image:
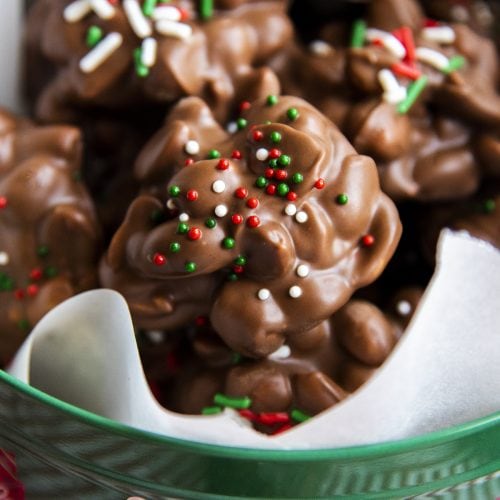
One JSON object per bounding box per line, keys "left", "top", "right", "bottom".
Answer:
{"left": 195, "top": 315, "right": 208, "bottom": 326}
{"left": 239, "top": 100, "right": 251, "bottom": 112}
{"left": 14, "top": 289, "right": 25, "bottom": 300}
{"left": 253, "top": 130, "right": 264, "bottom": 142}
{"left": 0, "top": 196, "right": 7, "bottom": 209}
{"left": 272, "top": 423, "right": 293, "bottom": 435}
{"left": 153, "top": 253, "right": 167, "bottom": 266}
{"left": 234, "top": 187, "right": 248, "bottom": 199}
{"left": 29, "top": 268, "right": 43, "bottom": 281}
{"left": 286, "top": 191, "right": 298, "bottom": 202}
{"left": 391, "top": 62, "right": 421, "bottom": 80}
{"left": 372, "top": 38, "right": 384, "bottom": 47}
{"left": 231, "top": 214, "right": 243, "bottom": 225}
{"left": 264, "top": 168, "right": 275, "bottom": 179}
{"left": 186, "top": 189, "right": 198, "bottom": 201}
{"left": 178, "top": 7, "right": 190, "bottom": 21}
{"left": 246, "top": 215, "right": 260, "bottom": 228}
{"left": 257, "top": 412, "right": 290, "bottom": 426}
{"left": 217, "top": 158, "right": 230, "bottom": 170}
{"left": 246, "top": 197, "right": 259, "bottom": 209}
{"left": 26, "top": 284, "right": 39, "bottom": 297}
{"left": 185, "top": 158, "right": 194, "bottom": 166}
{"left": 266, "top": 184, "right": 277, "bottom": 196}
{"left": 233, "top": 265, "right": 244, "bottom": 274}
{"left": 314, "top": 178, "right": 325, "bottom": 189}
{"left": 275, "top": 169, "right": 288, "bottom": 181}
{"left": 231, "top": 150, "right": 242, "bottom": 160}
{"left": 424, "top": 18, "right": 440, "bottom": 27}
{"left": 400, "top": 26, "right": 416, "bottom": 65}
{"left": 269, "top": 148, "right": 281, "bottom": 159}
{"left": 361, "top": 234, "right": 375, "bottom": 247}
{"left": 239, "top": 409, "right": 257, "bottom": 421}
{"left": 187, "top": 227, "right": 202, "bottom": 240}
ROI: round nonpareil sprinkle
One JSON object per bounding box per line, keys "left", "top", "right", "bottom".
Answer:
{"left": 80, "top": 32, "right": 123, "bottom": 73}
{"left": 292, "top": 173, "right": 303, "bottom": 184}
{"left": 231, "top": 214, "right": 243, "bottom": 225}
{"left": 124, "top": 0, "right": 153, "bottom": 38}
{"left": 266, "top": 184, "right": 277, "bottom": 195}
{"left": 309, "top": 40, "right": 333, "bottom": 56}
{"left": 0, "top": 252, "right": 8, "bottom": 266}
{"left": 170, "top": 242, "right": 181, "bottom": 252}
{"left": 226, "top": 121, "right": 238, "bottom": 134}
{"left": 177, "top": 222, "right": 189, "bottom": 234}
{"left": 30, "top": 268, "right": 43, "bottom": 281}
{"left": 278, "top": 154, "right": 291, "bottom": 167}
{"left": 237, "top": 118, "right": 247, "bottom": 130}
{"left": 295, "top": 211, "right": 308, "bottom": 223}
{"left": 296, "top": 264, "right": 310, "bottom": 278}
{"left": 212, "top": 180, "right": 226, "bottom": 193}
{"left": 314, "top": 178, "right": 325, "bottom": 189}
{"left": 274, "top": 169, "right": 287, "bottom": 181}
{"left": 256, "top": 148, "right": 269, "bottom": 161}
{"left": 178, "top": 212, "right": 189, "bottom": 222}
{"left": 284, "top": 203, "right": 297, "bottom": 216}
{"left": 222, "top": 237, "right": 235, "bottom": 249}
{"left": 266, "top": 95, "right": 278, "bottom": 106}
{"left": 184, "top": 140, "right": 200, "bottom": 155}
{"left": 231, "top": 150, "right": 242, "bottom": 159}
{"left": 217, "top": 159, "right": 229, "bottom": 170}
{"left": 166, "top": 199, "right": 176, "bottom": 209}
{"left": 208, "top": 149, "right": 221, "bottom": 159}
{"left": 270, "top": 131, "right": 282, "bottom": 143}
{"left": 153, "top": 252, "right": 167, "bottom": 266}
{"left": 286, "top": 108, "right": 299, "bottom": 121}
{"left": 255, "top": 176, "right": 268, "bottom": 188}
{"left": 336, "top": 193, "right": 349, "bottom": 205}
{"left": 287, "top": 192, "right": 298, "bottom": 202}
{"left": 64, "top": 0, "right": 93, "bottom": 23}
{"left": 246, "top": 215, "right": 260, "bottom": 228}
{"left": 288, "top": 285, "right": 302, "bottom": 298}
{"left": 205, "top": 217, "right": 217, "bottom": 228}
{"left": 361, "top": 234, "right": 375, "bottom": 247}
{"left": 396, "top": 300, "right": 412, "bottom": 316}
{"left": 214, "top": 204, "right": 228, "bottom": 217}
{"left": 89, "top": 0, "right": 116, "bottom": 19}
{"left": 0, "top": 197, "right": 8, "bottom": 209}
{"left": 246, "top": 198, "right": 258, "bottom": 209}
{"left": 253, "top": 130, "right": 264, "bottom": 142}
{"left": 187, "top": 227, "right": 202, "bottom": 240}
{"left": 155, "top": 20, "right": 193, "bottom": 39}
{"left": 185, "top": 261, "right": 197, "bottom": 273}
{"left": 257, "top": 288, "right": 271, "bottom": 299}
{"left": 186, "top": 189, "right": 198, "bottom": 201}
{"left": 277, "top": 183, "right": 289, "bottom": 196}
{"left": 234, "top": 187, "right": 248, "bottom": 199}
{"left": 234, "top": 255, "right": 247, "bottom": 266}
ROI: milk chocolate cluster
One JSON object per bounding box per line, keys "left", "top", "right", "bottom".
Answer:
{"left": 101, "top": 95, "right": 402, "bottom": 358}
{"left": 26, "top": 0, "right": 292, "bottom": 123}
{"left": 273, "top": 0, "right": 500, "bottom": 201}
{"left": 0, "top": 109, "right": 101, "bottom": 365}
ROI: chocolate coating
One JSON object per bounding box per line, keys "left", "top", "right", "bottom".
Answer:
{"left": 27, "top": 0, "right": 291, "bottom": 123}
{"left": 0, "top": 109, "right": 101, "bottom": 365}
{"left": 101, "top": 95, "right": 401, "bottom": 358}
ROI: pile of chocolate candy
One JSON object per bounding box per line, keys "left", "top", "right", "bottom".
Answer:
{"left": 0, "top": 0, "right": 497, "bottom": 434}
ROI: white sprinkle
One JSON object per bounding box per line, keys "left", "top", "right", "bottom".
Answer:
{"left": 145, "top": 330, "right": 164, "bottom": 344}
{"left": 0, "top": 251, "right": 9, "bottom": 266}
{"left": 378, "top": 69, "right": 407, "bottom": 104}
{"left": 257, "top": 288, "right": 271, "bottom": 301}
{"left": 79, "top": 32, "right": 123, "bottom": 73}
{"left": 366, "top": 28, "right": 406, "bottom": 59}
{"left": 415, "top": 47, "right": 449, "bottom": 71}
{"left": 141, "top": 37, "right": 158, "bottom": 67}
{"left": 288, "top": 285, "right": 303, "bottom": 298}
{"left": 63, "top": 0, "right": 92, "bottom": 23}
{"left": 184, "top": 140, "right": 200, "bottom": 155}
{"left": 179, "top": 212, "right": 189, "bottom": 222}
{"left": 152, "top": 5, "right": 182, "bottom": 22}
{"left": 396, "top": 300, "right": 412, "bottom": 316}
{"left": 226, "top": 121, "right": 238, "bottom": 134}
{"left": 268, "top": 344, "right": 291, "bottom": 360}
{"left": 256, "top": 148, "right": 269, "bottom": 161}
{"left": 284, "top": 203, "right": 297, "bottom": 216}
{"left": 155, "top": 20, "right": 192, "bottom": 40}
{"left": 309, "top": 40, "right": 333, "bottom": 56}
{"left": 214, "top": 204, "right": 228, "bottom": 217}
{"left": 166, "top": 199, "right": 176, "bottom": 209}
{"left": 124, "top": 0, "right": 152, "bottom": 38}
{"left": 296, "top": 264, "right": 310, "bottom": 278}
{"left": 212, "top": 180, "right": 226, "bottom": 194}
{"left": 295, "top": 211, "right": 308, "bottom": 223}
{"left": 422, "top": 26, "right": 456, "bottom": 44}
{"left": 89, "top": 0, "right": 115, "bottom": 19}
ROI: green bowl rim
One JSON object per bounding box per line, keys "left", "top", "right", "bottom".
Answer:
{"left": 1, "top": 368, "right": 499, "bottom": 461}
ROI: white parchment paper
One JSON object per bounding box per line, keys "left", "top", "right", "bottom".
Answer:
{"left": 8, "top": 230, "right": 500, "bottom": 449}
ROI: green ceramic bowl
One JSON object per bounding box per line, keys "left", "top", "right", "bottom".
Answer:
{"left": 0, "top": 369, "right": 499, "bottom": 499}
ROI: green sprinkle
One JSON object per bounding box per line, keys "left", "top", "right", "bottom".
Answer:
{"left": 208, "top": 149, "right": 221, "bottom": 159}
{"left": 292, "top": 173, "right": 304, "bottom": 184}
{"left": 214, "top": 393, "right": 252, "bottom": 409}
{"left": 133, "top": 48, "right": 149, "bottom": 78}
{"left": 278, "top": 154, "right": 291, "bottom": 166}
{"left": 142, "top": 0, "right": 157, "bottom": 17}
{"left": 266, "top": 95, "right": 278, "bottom": 106}
{"left": 236, "top": 118, "right": 247, "bottom": 130}
{"left": 255, "top": 176, "right": 268, "bottom": 188}
{"left": 232, "top": 352, "right": 242, "bottom": 364}
{"left": 222, "top": 237, "right": 235, "bottom": 249}
{"left": 202, "top": 406, "right": 222, "bottom": 415}
{"left": 44, "top": 266, "right": 58, "bottom": 278}
{"left": 199, "top": 0, "right": 214, "bottom": 20}
{"left": 397, "top": 75, "right": 428, "bottom": 114}
{"left": 336, "top": 193, "right": 349, "bottom": 205}
{"left": 286, "top": 108, "right": 299, "bottom": 121}
{"left": 169, "top": 185, "right": 180, "bottom": 197}
{"left": 227, "top": 273, "right": 238, "bottom": 281}
{"left": 37, "top": 245, "right": 49, "bottom": 257}
{"left": 234, "top": 255, "right": 247, "bottom": 266}
{"left": 268, "top": 159, "right": 278, "bottom": 168}
{"left": 291, "top": 409, "right": 311, "bottom": 423}
{"left": 169, "top": 242, "right": 181, "bottom": 253}
{"left": 177, "top": 223, "right": 189, "bottom": 234}
{"left": 185, "top": 261, "right": 197, "bottom": 273}
{"left": 205, "top": 217, "right": 217, "bottom": 229}
{"left": 443, "top": 55, "right": 466, "bottom": 74}
{"left": 270, "top": 131, "right": 282, "bottom": 143}
{"left": 350, "top": 19, "right": 366, "bottom": 48}
{"left": 482, "top": 199, "right": 496, "bottom": 214}
{"left": 0, "top": 273, "right": 14, "bottom": 292}
{"left": 277, "top": 183, "right": 290, "bottom": 197}
{"left": 17, "top": 319, "right": 31, "bottom": 331}
{"left": 86, "top": 25, "right": 103, "bottom": 48}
